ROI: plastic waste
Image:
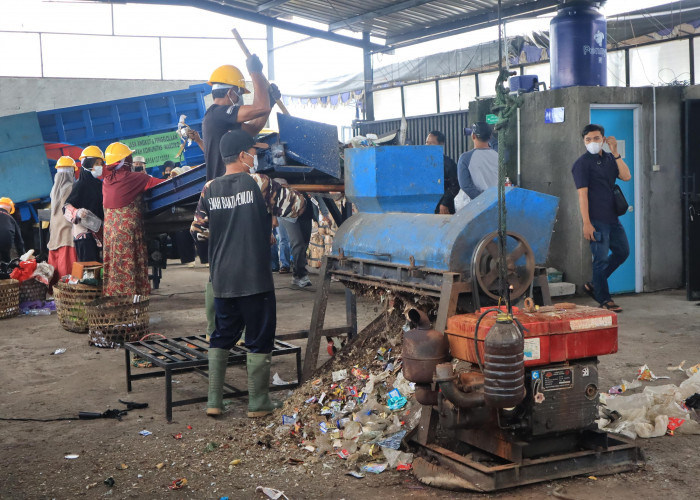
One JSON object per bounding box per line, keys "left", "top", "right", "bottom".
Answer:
{"left": 27, "top": 308, "right": 52, "bottom": 316}
{"left": 255, "top": 486, "right": 289, "bottom": 500}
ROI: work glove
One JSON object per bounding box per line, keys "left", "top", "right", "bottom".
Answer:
{"left": 268, "top": 83, "right": 281, "bottom": 102}
{"left": 246, "top": 54, "right": 263, "bottom": 74}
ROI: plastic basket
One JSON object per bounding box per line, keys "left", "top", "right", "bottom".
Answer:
{"left": 86, "top": 296, "right": 150, "bottom": 349}
{"left": 19, "top": 278, "right": 48, "bottom": 303}
{"left": 0, "top": 279, "right": 20, "bottom": 319}
{"left": 54, "top": 281, "right": 103, "bottom": 333}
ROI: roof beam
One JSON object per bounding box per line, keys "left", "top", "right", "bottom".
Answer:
{"left": 329, "top": 0, "right": 436, "bottom": 31}
{"left": 98, "top": 0, "right": 384, "bottom": 51}
{"left": 257, "top": 0, "right": 292, "bottom": 13}
{"left": 386, "top": 0, "right": 559, "bottom": 48}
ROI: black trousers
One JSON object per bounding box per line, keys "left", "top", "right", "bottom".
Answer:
{"left": 74, "top": 235, "right": 101, "bottom": 262}
{"left": 280, "top": 218, "right": 312, "bottom": 279}
{"left": 210, "top": 290, "right": 276, "bottom": 354}
{"left": 173, "top": 230, "right": 196, "bottom": 264}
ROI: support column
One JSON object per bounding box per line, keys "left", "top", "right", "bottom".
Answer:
{"left": 266, "top": 25, "right": 275, "bottom": 81}
{"left": 362, "top": 32, "right": 374, "bottom": 121}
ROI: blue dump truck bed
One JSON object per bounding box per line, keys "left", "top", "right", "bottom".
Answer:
{"left": 143, "top": 114, "right": 343, "bottom": 218}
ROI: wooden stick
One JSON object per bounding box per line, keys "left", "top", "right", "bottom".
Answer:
{"left": 231, "top": 28, "right": 290, "bottom": 115}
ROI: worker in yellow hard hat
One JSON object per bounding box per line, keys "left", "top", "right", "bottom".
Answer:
{"left": 101, "top": 142, "right": 165, "bottom": 296}
{"left": 64, "top": 145, "right": 105, "bottom": 262}
{"left": 203, "top": 57, "right": 280, "bottom": 182}
{"left": 0, "top": 196, "right": 25, "bottom": 263}
{"left": 201, "top": 55, "right": 281, "bottom": 343}
{"left": 48, "top": 156, "right": 78, "bottom": 277}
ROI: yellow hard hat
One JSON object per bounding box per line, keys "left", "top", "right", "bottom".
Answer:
{"left": 207, "top": 65, "right": 250, "bottom": 94}
{"left": 56, "top": 156, "right": 77, "bottom": 170}
{"left": 0, "top": 197, "right": 15, "bottom": 215}
{"left": 105, "top": 142, "right": 135, "bottom": 166}
{"left": 79, "top": 145, "right": 105, "bottom": 161}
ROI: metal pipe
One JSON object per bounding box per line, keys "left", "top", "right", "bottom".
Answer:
{"left": 407, "top": 308, "right": 431, "bottom": 329}
{"left": 653, "top": 85, "right": 658, "bottom": 165}
{"left": 434, "top": 363, "right": 485, "bottom": 409}
{"left": 289, "top": 184, "right": 345, "bottom": 193}
{"left": 517, "top": 106, "right": 521, "bottom": 186}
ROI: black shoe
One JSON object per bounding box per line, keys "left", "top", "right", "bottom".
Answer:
{"left": 583, "top": 282, "right": 596, "bottom": 301}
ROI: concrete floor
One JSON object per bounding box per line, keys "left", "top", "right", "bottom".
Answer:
{"left": 0, "top": 263, "right": 698, "bottom": 499}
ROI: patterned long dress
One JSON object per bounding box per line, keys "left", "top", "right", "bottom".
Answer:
{"left": 103, "top": 195, "right": 149, "bottom": 297}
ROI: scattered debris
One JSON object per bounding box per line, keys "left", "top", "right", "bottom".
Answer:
{"left": 64, "top": 454, "right": 79, "bottom": 459}
{"left": 361, "top": 462, "right": 388, "bottom": 474}
{"left": 204, "top": 442, "right": 219, "bottom": 453}
{"left": 600, "top": 365, "right": 700, "bottom": 438}
{"left": 172, "top": 433, "right": 183, "bottom": 440}
{"left": 255, "top": 486, "right": 289, "bottom": 500}
{"left": 51, "top": 348, "right": 66, "bottom": 355}
{"left": 156, "top": 463, "right": 165, "bottom": 470}
{"left": 168, "top": 478, "right": 188, "bottom": 490}
{"left": 139, "top": 430, "right": 152, "bottom": 437}
{"left": 637, "top": 364, "right": 670, "bottom": 381}
{"left": 272, "top": 373, "right": 296, "bottom": 385}
{"left": 229, "top": 459, "right": 241, "bottom": 466}
{"left": 667, "top": 360, "right": 686, "bottom": 372}
{"left": 346, "top": 471, "right": 365, "bottom": 479}
{"left": 104, "top": 477, "right": 115, "bottom": 487}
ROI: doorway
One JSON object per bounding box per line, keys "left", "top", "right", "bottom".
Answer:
{"left": 590, "top": 106, "right": 642, "bottom": 294}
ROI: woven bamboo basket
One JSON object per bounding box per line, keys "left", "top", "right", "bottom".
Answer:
{"left": 54, "top": 281, "right": 103, "bottom": 333}
{"left": 19, "top": 278, "right": 48, "bottom": 303}
{"left": 86, "top": 296, "right": 150, "bottom": 349}
{"left": 0, "top": 279, "right": 20, "bottom": 319}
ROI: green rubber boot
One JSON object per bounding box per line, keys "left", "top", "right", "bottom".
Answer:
{"left": 205, "top": 281, "right": 215, "bottom": 342}
{"left": 246, "top": 353, "right": 283, "bottom": 418}
{"left": 206, "top": 348, "right": 228, "bottom": 417}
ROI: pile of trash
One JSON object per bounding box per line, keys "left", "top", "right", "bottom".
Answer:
{"left": 599, "top": 362, "right": 700, "bottom": 439}
{"left": 272, "top": 309, "right": 418, "bottom": 476}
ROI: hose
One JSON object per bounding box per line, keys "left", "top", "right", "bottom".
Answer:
{"left": 473, "top": 308, "right": 502, "bottom": 372}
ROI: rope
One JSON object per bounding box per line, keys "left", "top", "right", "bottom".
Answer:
{"left": 492, "top": 0, "right": 523, "bottom": 313}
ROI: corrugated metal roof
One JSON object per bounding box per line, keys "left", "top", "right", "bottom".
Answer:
{"left": 107, "top": 0, "right": 561, "bottom": 49}
{"left": 257, "top": 0, "right": 559, "bottom": 45}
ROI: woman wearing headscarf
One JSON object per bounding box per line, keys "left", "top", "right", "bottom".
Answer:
{"left": 47, "top": 156, "right": 78, "bottom": 278}
{"left": 102, "top": 142, "right": 165, "bottom": 297}
{"left": 64, "top": 146, "right": 105, "bottom": 262}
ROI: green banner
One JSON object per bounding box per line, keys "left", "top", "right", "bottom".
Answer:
{"left": 122, "top": 131, "right": 182, "bottom": 168}
{"left": 485, "top": 114, "right": 499, "bottom": 125}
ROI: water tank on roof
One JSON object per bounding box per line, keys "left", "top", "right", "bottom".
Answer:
{"left": 550, "top": 0, "right": 607, "bottom": 89}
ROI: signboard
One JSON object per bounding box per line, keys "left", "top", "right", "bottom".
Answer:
{"left": 485, "top": 114, "right": 499, "bottom": 125}
{"left": 545, "top": 107, "right": 565, "bottom": 124}
{"left": 122, "top": 131, "right": 182, "bottom": 168}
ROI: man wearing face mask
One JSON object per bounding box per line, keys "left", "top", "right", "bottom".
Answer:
{"left": 572, "top": 123, "right": 631, "bottom": 313}
{"left": 203, "top": 56, "right": 279, "bottom": 182}
{"left": 190, "top": 129, "right": 306, "bottom": 418}
{"left": 132, "top": 156, "right": 146, "bottom": 173}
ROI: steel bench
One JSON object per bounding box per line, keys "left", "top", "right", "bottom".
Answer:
{"left": 124, "top": 334, "right": 301, "bottom": 421}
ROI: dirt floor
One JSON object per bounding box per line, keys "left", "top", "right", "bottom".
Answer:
{"left": 0, "top": 263, "right": 699, "bottom": 499}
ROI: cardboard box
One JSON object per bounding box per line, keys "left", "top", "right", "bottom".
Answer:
{"left": 71, "top": 261, "right": 102, "bottom": 281}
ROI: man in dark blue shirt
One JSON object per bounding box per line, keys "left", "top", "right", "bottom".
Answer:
{"left": 571, "top": 124, "right": 631, "bottom": 312}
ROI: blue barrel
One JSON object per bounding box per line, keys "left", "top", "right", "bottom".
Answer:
{"left": 550, "top": 1, "right": 607, "bottom": 89}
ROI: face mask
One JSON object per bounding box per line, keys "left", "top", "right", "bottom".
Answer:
{"left": 227, "top": 89, "right": 243, "bottom": 114}
{"left": 242, "top": 151, "right": 258, "bottom": 172}
{"left": 91, "top": 165, "right": 103, "bottom": 178}
{"left": 586, "top": 141, "right": 602, "bottom": 155}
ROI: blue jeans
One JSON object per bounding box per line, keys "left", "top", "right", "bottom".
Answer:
{"left": 590, "top": 220, "right": 630, "bottom": 305}
{"left": 270, "top": 228, "right": 280, "bottom": 272}
{"left": 277, "top": 224, "right": 292, "bottom": 268}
